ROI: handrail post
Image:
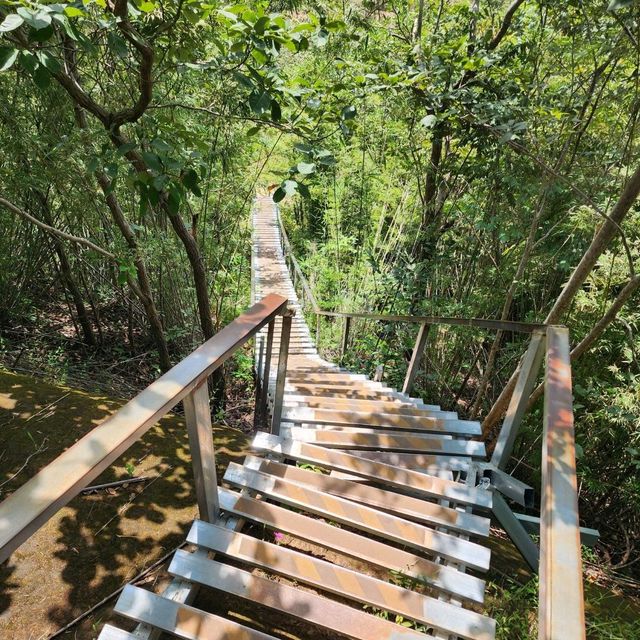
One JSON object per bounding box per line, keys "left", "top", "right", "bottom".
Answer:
{"left": 340, "top": 316, "right": 351, "bottom": 361}
{"left": 315, "top": 314, "right": 321, "bottom": 349}
{"left": 491, "top": 330, "right": 546, "bottom": 469}
{"left": 258, "top": 320, "right": 275, "bottom": 429}
{"left": 271, "top": 307, "right": 294, "bottom": 435}
{"left": 402, "top": 322, "right": 430, "bottom": 395}
{"left": 253, "top": 335, "right": 265, "bottom": 429}
{"left": 183, "top": 381, "right": 220, "bottom": 523}
{"left": 539, "top": 326, "right": 585, "bottom": 640}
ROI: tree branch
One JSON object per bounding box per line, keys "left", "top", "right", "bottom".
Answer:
{"left": 0, "top": 195, "right": 116, "bottom": 261}
{"left": 488, "top": 0, "right": 527, "bottom": 50}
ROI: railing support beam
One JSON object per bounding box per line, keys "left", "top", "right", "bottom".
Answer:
{"left": 183, "top": 382, "right": 220, "bottom": 523}
{"left": 491, "top": 330, "right": 546, "bottom": 469}
{"left": 340, "top": 316, "right": 351, "bottom": 361}
{"left": 402, "top": 322, "right": 430, "bottom": 395}
{"left": 271, "top": 308, "right": 294, "bottom": 435}
{"left": 491, "top": 492, "right": 539, "bottom": 572}
{"left": 258, "top": 320, "right": 275, "bottom": 429}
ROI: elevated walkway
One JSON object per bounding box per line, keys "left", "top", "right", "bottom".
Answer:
{"left": 0, "top": 196, "right": 586, "bottom": 640}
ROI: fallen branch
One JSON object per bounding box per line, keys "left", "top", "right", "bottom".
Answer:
{"left": 45, "top": 541, "right": 187, "bottom": 639}
{"left": 81, "top": 476, "right": 150, "bottom": 495}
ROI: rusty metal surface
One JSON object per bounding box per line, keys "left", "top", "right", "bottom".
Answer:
{"left": 217, "top": 486, "right": 486, "bottom": 603}
{"left": 279, "top": 426, "right": 488, "bottom": 458}
{"left": 252, "top": 433, "right": 491, "bottom": 508}
{"left": 170, "top": 549, "right": 435, "bottom": 640}
{"left": 223, "top": 462, "right": 491, "bottom": 570}
{"left": 539, "top": 327, "right": 585, "bottom": 639}
{"left": 242, "top": 455, "right": 490, "bottom": 537}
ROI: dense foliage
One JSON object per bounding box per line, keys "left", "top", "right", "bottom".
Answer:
{"left": 1, "top": 0, "right": 639, "bottom": 630}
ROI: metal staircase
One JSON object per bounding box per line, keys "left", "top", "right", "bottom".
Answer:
{"left": 0, "top": 196, "right": 586, "bottom": 640}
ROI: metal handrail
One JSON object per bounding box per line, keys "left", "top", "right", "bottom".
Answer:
{"left": 0, "top": 294, "right": 291, "bottom": 564}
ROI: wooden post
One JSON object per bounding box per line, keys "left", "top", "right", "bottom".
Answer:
{"left": 183, "top": 382, "right": 219, "bottom": 523}
{"left": 258, "top": 320, "right": 275, "bottom": 429}
{"left": 340, "top": 316, "right": 351, "bottom": 360}
{"left": 402, "top": 322, "right": 430, "bottom": 395}
{"left": 271, "top": 308, "right": 294, "bottom": 435}
{"left": 491, "top": 330, "right": 545, "bottom": 469}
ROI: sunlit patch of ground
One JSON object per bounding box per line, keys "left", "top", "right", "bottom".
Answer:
{"left": 0, "top": 370, "right": 249, "bottom": 639}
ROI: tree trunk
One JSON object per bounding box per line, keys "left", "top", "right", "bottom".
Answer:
{"left": 36, "top": 196, "right": 96, "bottom": 346}
{"left": 95, "top": 173, "right": 172, "bottom": 373}
{"left": 482, "top": 164, "right": 640, "bottom": 435}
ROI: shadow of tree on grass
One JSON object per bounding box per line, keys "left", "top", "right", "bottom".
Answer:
{"left": 0, "top": 370, "right": 249, "bottom": 639}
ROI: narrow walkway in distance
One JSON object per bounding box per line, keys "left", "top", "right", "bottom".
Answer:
{"left": 248, "top": 194, "right": 496, "bottom": 638}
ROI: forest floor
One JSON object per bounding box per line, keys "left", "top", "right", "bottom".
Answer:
{"left": 0, "top": 369, "right": 639, "bottom": 639}
{"left": 0, "top": 370, "right": 251, "bottom": 639}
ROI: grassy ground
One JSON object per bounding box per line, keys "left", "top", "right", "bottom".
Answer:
{"left": 0, "top": 370, "right": 249, "bottom": 639}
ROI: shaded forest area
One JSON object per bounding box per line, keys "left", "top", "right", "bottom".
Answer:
{"left": 0, "top": 0, "right": 639, "bottom": 635}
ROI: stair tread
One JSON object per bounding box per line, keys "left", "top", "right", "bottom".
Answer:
{"left": 187, "top": 521, "right": 495, "bottom": 640}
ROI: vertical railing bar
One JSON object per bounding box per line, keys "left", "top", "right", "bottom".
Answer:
{"left": 539, "top": 326, "right": 585, "bottom": 640}
{"left": 183, "top": 381, "right": 220, "bottom": 523}
{"left": 402, "top": 321, "right": 431, "bottom": 395}
{"left": 491, "top": 330, "right": 546, "bottom": 469}
{"left": 271, "top": 308, "right": 294, "bottom": 435}
{"left": 340, "top": 316, "right": 351, "bottom": 361}
{"left": 259, "top": 320, "right": 275, "bottom": 429}
{"left": 253, "top": 334, "right": 265, "bottom": 429}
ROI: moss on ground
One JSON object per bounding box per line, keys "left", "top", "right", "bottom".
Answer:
{"left": 0, "top": 369, "right": 249, "bottom": 639}
{"left": 487, "top": 533, "right": 640, "bottom": 639}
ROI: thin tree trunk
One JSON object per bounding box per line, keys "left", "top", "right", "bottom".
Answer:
{"left": 524, "top": 274, "right": 640, "bottom": 409}
{"left": 482, "top": 165, "right": 640, "bottom": 435}
{"left": 94, "top": 172, "right": 172, "bottom": 373}
{"left": 37, "top": 197, "right": 96, "bottom": 346}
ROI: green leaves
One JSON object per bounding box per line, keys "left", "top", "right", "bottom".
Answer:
{"left": 142, "top": 152, "right": 163, "bottom": 173}
{"left": 17, "top": 7, "right": 51, "bottom": 31}
{"left": 108, "top": 33, "right": 129, "bottom": 59}
{"left": 608, "top": 0, "right": 633, "bottom": 10}
{"left": 182, "top": 168, "right": 202, "bottom": 197}
{"left": 0, "top": 14, "right": 24, "bottom": 32}
{"left": 273, "top": 179, "right": 299, "bottom": 203}
{"left": 341, "top": 105, "right": 357, "bottom": 121}
{"left": 296, "top": 162, "right": 315, "bottom": 175}
{"left": 249, "top": 91, "right": 272, "bottom": 115}
{"left": 37, "top": 51, "right": 61, "bottom": 74}
{"left": 419, "top": 114, "right": 437, "bottom": 128}
{"left": 117, "top": 262, "right": 137, "bottom": 286}
{"left": 0, "top": 48, "right": 18, "bottom": 72}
